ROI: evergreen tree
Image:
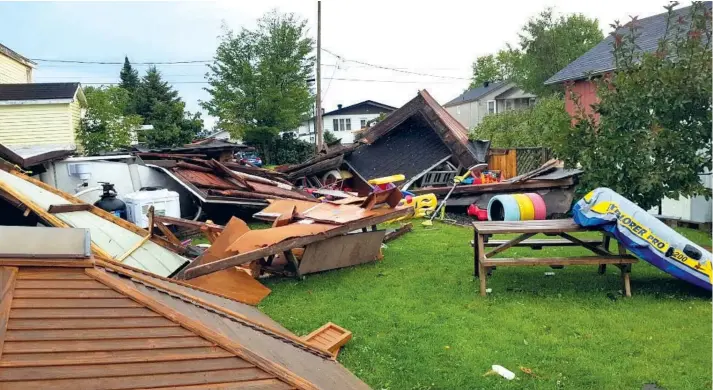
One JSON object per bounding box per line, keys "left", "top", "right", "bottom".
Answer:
{"left": 119, "top": 56, "right": 140, "bottom": 94}
{"left": 134, "top": 66, "right": 203, "bottom": 147}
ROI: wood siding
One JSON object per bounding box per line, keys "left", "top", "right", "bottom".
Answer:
{"left": 565, "top": 79, "right": 598, "bottom": 117}
{"left": 0, "top": 104, "right": 75, "bottom": 146}
{"left": 0, "top": 54, "right": 31, "bottom": 84}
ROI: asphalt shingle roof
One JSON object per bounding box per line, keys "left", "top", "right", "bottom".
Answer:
{"left": 443, "top": 80, "right": 509, "bottom": 107}
{"left": 545, "top": 3, "right": 712, "bottom": 85}
{"left": 0, "top": 82, "right": 80, "bottom": 101}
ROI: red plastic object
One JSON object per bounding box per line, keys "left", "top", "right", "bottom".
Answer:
{"left": 467, "top": 204, "right": 488, "bottom": 220}
{"left": 524, "top": 193, "right": 547, "bottom": 220}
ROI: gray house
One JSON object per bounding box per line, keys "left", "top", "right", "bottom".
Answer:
{"left": 444, "top": 81, "right": 536, "bottom": 129}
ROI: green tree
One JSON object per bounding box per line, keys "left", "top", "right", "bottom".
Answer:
{"left": 202, "top": 11, "right": 315, "bottom": 163}
{"left": 119, "top": 56, "right": 140, "bottom": 94}
{"left": 77, "top": 86, "right": 143, "bottom": 155}
{"left": 323, "top": 130, "right": 338, "bottom": 144}
{"left": 134, "top": 66, "right": 203, "bottom": 147}
{"left": 514, "top": 9, "right": 602, "bottom": 95}
{"left": 470, "top": 54, "right": 506, "bottom": 87}
{"left": 470, "top": 95, "right": 570, "bottom": 148}
{"left": 472, "top": 9, "right": 602, "bottom": 95}
{"left": 558, "top": 2, "right": 712, "bottom": 209}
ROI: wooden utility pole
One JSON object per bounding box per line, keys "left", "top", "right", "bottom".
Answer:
{"left": 315, "top": 0, "right": 323, "bottom": 149}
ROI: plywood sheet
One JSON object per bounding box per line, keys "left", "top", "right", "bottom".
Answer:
{"left": 298, "top": 230, "right": 386, "bottom": 274}
{"left": 185, "top": 267, "right": 271, "bottom": 306}
{"left": 298, "top": 203, "right": 375, "bottom": 224}
{"left": 226, "top": 223, "right": 334, "bottom": 255}
{"left": 254, "top": 199, "right": 320, "bottom": 221}
{"left": 194, "top": 217, "right": 250, "bottom": 266}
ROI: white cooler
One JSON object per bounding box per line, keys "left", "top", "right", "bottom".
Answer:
{"left": 124, "top": 188, "right": 181, "bottom": 228}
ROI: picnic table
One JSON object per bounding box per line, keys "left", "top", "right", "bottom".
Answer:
{"left": 472, "top": 219, "right": 638, "bottom": 297}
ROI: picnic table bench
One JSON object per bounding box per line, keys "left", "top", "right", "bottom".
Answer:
{"left": 472, "top": 219, "right": 638, "bottom": 297}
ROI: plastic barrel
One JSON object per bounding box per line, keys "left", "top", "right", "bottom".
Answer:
{"left": 524, "top": 193, "right": 547, "bottom": 220}
{"left": 488, "top": 195, "right": 521, "bottom": 221}
{"left": 512, "top": 194, "right": 535, "bottom": 220}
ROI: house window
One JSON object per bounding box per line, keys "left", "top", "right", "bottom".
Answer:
{"left": 333, "top": 119, "right": 338, "bottom": 131}
{"left": 339, "top": 118, "right": 345, "bottom": 131}
{"left": 487, "top": 100, "right": 496, "bottom": 115}
{"left": 529, "top": 98, "right": 536, "bottom": 107}
{"left": 360, "top": 119, "right": 367, "bottom": 128}
{"left": 504, "top": 100, "right": 514, "bottom": 111}
{"left": 345, "top": 118, "right": 351, "bottom": 131}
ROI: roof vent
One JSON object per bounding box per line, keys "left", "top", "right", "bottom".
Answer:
{"left": 483, "top": 81, "right": 490, "bottom": 88}
{"left": 337, "top": 104, "right": 343, "bottom": 110}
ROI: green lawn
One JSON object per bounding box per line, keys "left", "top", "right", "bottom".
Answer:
{"left": 258, "top": 222, "right": 712, "bottom": 390}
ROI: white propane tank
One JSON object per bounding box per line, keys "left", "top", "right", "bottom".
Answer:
{"left": 124, "top": 188, "right": 181, "bottom": 228}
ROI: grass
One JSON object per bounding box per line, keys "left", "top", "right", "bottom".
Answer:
{"left": 258, "top": 222, "right": 712, "bottom": 390}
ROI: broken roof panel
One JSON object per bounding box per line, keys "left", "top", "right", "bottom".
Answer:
{"left": 0, "top": 237, "right": 370, "bottom": 389}
{"left": 347, "top": 113, "right": 451, "bottom": 180}
{"left": 0, "top": 168, "right": 188, "bottom": 277}
{"left": 357, "top": 90, "right": 479, "bottom": 172}
{"left": 0, "top": 143, "right": 75, "bottom": 169}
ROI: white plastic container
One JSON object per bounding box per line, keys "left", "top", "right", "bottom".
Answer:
{"left": 124, "top": 188, "right": 180, "bottom": 228}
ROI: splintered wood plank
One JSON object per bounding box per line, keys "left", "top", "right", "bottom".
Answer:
{"left": 7, "top": 317, "right": 179, "bottom": 330}
{"left": 9, "top": 307, "right": 161, "bottom": 319}
{"left": 15, "top": 280, "right": 110, "bottom": 290}
{"left": 48, "top": 203, "right": 93, "bottom": 213}
{"left": 0, "top": 357, "right": 252, "bottom": 381}
{"left": 0, "top": 346, "right": 233, "bottom": 367}
{"left": 0, "top": 368, "right": 274, "bottom": 390}
{"left": 5, "top": 326, "right": 194, "bottom": 341}
{"left": 13, "top": 289, "right": 124, "bottom": 299}
{"left": 3, "top": 336, "right": 214, "bottom": 353}
{"left": 151, "top": 379, "right": 293, "bottom": 389}
{"left": 11, "top": 298, "right": 143, "bottom": 308}
{"left": 16, "top": 269, "right": 93, "bottom": 280}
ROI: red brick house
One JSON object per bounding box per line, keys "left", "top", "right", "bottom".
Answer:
{"left": 544, "top": 3, "right": 711, "bottom": 117}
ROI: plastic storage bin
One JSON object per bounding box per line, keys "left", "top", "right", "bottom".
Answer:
{"left": 124, "top": 188, "right": 181, "bottom": 228}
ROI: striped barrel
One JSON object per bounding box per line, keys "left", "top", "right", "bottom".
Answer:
{"left": 487, "top": 193, "right": 547, "bottom": 221}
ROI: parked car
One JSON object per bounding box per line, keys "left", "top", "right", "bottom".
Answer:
{"left": 237, "top": 151, "right": 263, "bottom": 167}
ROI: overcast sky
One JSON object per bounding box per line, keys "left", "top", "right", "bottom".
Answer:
{"left": 0, "top": 0, "right": 680, "bottom": 129}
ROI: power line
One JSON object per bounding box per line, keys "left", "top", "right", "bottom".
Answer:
{"left": 321, "top": 48, "right": 470, "bottom": 81}
{"left": 31, "top": 58, "right": 212, "bottom": 65}
{"left": 75, "top": 77, "right": 463, "bottom": 85}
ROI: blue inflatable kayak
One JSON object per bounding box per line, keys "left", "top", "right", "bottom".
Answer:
{"left": 573, "top": 188, "right": 712, "bottom": 291}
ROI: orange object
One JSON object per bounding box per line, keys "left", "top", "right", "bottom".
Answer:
{"left": 193, "top": 217, "right": 250, "bottom": 266}
{"left": 302, "top": 322, "right": 353, "bottom": 359}
{"left": 185, "top": 266, "right": 271, "bottom": 305}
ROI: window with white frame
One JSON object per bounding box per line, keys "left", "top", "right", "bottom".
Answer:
{"left": 360, "top": 118, "right": 367, "bottom": 128}
{"left": 487, "top": 100, "right": 496, "bottom": 115}
{"left": 338, "top": 118, "right": 345, "bottom": 130}
{"left": 333, "top": 119, "right": 339, "bottom": 131}
{"left": 345, "top": 118, "right": 351, "bottom": 130}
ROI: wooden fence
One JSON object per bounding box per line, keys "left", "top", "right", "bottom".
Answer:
{"left": 487, "top": 147, "right": 550, "bottom": 179}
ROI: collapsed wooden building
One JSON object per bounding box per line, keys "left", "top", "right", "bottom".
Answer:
{"left": 277, "top": 90, "right": 581, "bottom": 217}
{"left": 0, "top": 227, "right": 371, "bottom": 389}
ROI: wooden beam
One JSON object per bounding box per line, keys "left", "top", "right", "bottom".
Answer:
{"left": 154, "top": 215, "right": 224, "bottom": 232}
{"left": 383, "top": 223, "right": 413, "bottom": 243}
{"left": 0, "top": 267, "right": 18, "bottom": 361}
{"left": 153, "top": 219, "right": 182, "bottom": 246}
{"left": 86, "top": 268, "right": 322, "bottom": 390}
{"left": 48, "top": 204, "right": 92, "bottom": 214}
{"left": 558, "top": 232, "right": 614, "bottom": 257}
{"left": 0, "top": 259, "right": 94, "bottom": 268}
{"left": 481, "top": 256, "right": 637, "bottom": 267}
{"left": 114, "top": 207, "right": 153, "bottom": 263}
{"left": 183, "top": 206, "right": 413, "bottom": 279}
{"left": 484, "top": 233, "right": 536, "bottom": 258}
